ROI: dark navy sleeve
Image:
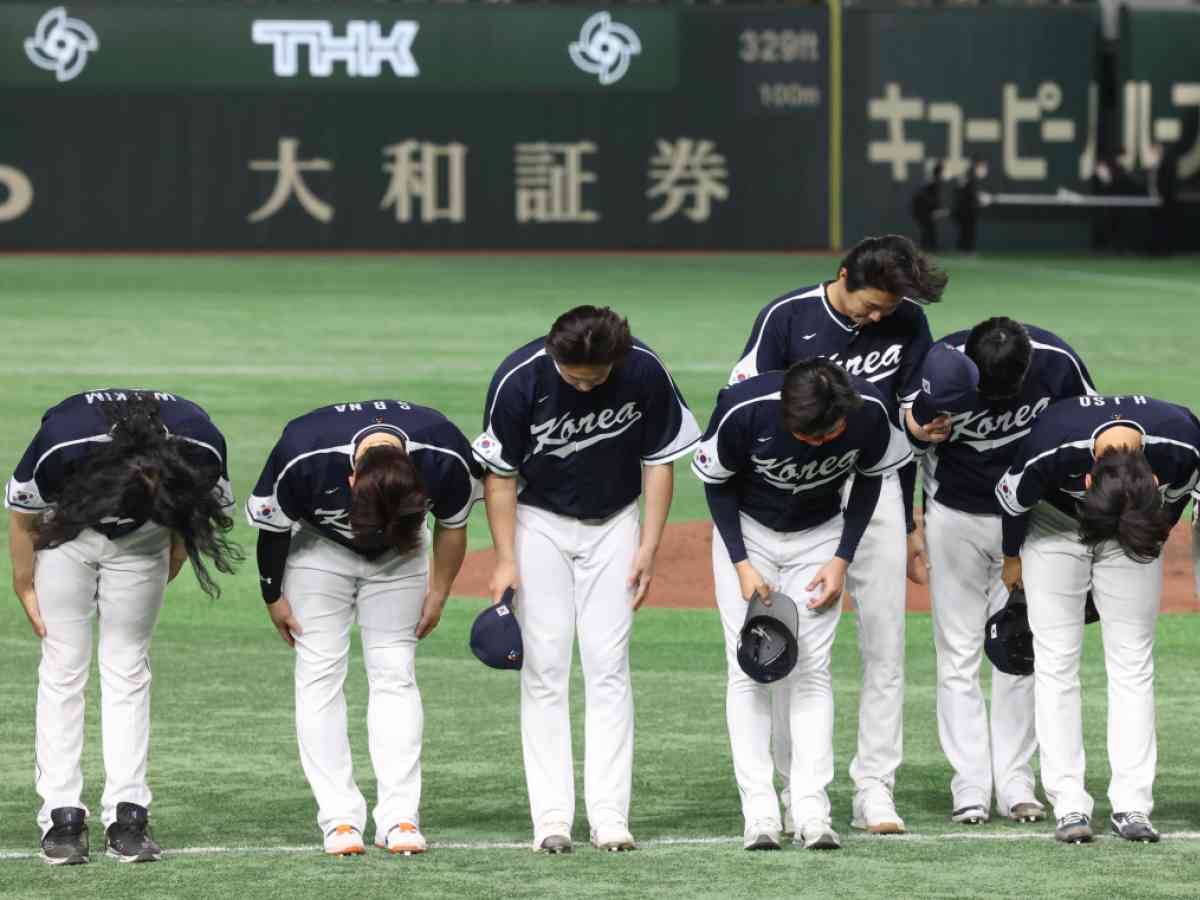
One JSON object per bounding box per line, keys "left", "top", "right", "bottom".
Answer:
{"left": 5, "top": 428, "right": 58, "bottom": 513}
{"left": 996, "top": 428, "right": 1061, "bottom": 555}
{"left": 896, "top": 310, "right": 934, "bottom": 410}
{"left": 729, "top": 302, "right": 790, "bottom": 385}
{"left": 256, "top": 530, "right": 291, "bottom": 603}
{"left": 245, "top": 435, "right": 306, "bottom": 533}
{"left": 472, "top": 355, "right": 535, "bottom": 477}
{"left": 692, "top": 387, "right": 754, "bottom": 563}
{"left": 838, "top": 474, "right": 883, "bottom": 562}
{"left": 634, "top": 347, "right": 702, "bottom": 464}
{"left": 415, "top": 424, "right": 483, "bottom": 529}
{"left": 173, "top": 416, "right": 235, "bottom": 513}
{"left": 690, "top": 387, "right": 752, "bottom": 486}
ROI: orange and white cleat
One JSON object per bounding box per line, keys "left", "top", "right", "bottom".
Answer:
{"left": 376, "top": 822, "right": 427, "bottom": 856}
{"left": 323, "top": 824, "right": 365, "bottom": 856}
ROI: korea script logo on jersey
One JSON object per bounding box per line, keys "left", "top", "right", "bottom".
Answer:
{"left": 825, "top": 344, "right": 903, "bottom": 382}
{"left": 751, "top": 449, "right": 860, "bottom": 494}
{"left": 949, "top": 397, "right": 1051, "bottom": 451}
{"left": 530, "top": 401, "right": 643, "bottom": 458}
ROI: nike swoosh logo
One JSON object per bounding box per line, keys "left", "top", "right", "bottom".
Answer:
{"left": 757, "top": 436, "right": 772, "bottom": 443}
{"left": 325, "top": 488, "right": 340, "bottom": 494}
{"left": 802, "top": 333, "right": 818, "bottom": 340}
{"left": 536, "top": 395, "right": 550, "bottom": 404}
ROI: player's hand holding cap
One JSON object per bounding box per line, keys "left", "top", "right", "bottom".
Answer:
{"left": 737, "top": 591, "right": 799, "bottom": 684}
{"left": 470, "top": 588, "right": 523, "bottom": 670}
{"left": 911, "top": 342, "right": 981, "bottom": 428}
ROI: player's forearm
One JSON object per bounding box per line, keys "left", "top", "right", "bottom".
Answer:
{"left": 640, "top": 463, "right": 674, "bottom": 551}
{"left": 704, "top": 482, "right": 747, "bottom": 564}
{"left": 256, "top": 529, "right": 291, "bottom": 604}
{"left": 838, "top": 472, "right": 883, "bottom": 562}
{"left": 429, "top": 521, "right": 467, "bottom": 599}
{"left": 8, "top": 510, "right": 37, "bottom": 594}
{"left": 483, "top": 474, "right": 519, "bottom": 562}
{"left": 1001, "top": 511, "right": 1030, "bottom": 558}
{"left": 898, "top": 461, "right": 917, "bottom": 533}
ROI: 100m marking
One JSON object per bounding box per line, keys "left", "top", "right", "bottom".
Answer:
{"left": 758, "top": 82, "right": 822, "bottom": 108}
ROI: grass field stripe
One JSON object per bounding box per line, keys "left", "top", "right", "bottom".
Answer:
{"left": 7, "top": 831, "right": 1200, "bottom": 860}
{"left": 952, "top": 259, "right": 1200, "bottom": 294}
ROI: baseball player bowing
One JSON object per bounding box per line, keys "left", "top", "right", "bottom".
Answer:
{"left": 694, "top": 359, "right": 912, "bottom": 851}
{"left": 996, "top": 394, "right": 1200, "bottom": 844}
{"left": 246, "top": 400, "right": 481, "bottom": 856}
{"left": 6, "top": 390, "right": 238, "bottom": 865}
{"left": 729, "top": 234, "right": 947, "bottom": 833}
{"left": 473, "top": 306, "right": 700, "bottom": 854}
{"left": 904, "top": 319, "right": 1096, "bottom": 826}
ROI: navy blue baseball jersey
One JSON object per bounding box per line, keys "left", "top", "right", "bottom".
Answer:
{"left": 692, "top": 372, "right": 913, "bottom": 534}
{"left": 996, "top": 395, "right": 1200, "bottom": 553}
{"left": 916, "top": 325, "right": 1097, "bottom": 515}
{"left": 472, "top": 337, "right": 701, "bottom": 519}
{"left": 5, "top": 389, "right": 233, "bottom": 538}
{"left": 246, "top": 401, "right": 482, "bottom": 554}
{"left": 729, "top": 282, "right": 933, "bottom": 423}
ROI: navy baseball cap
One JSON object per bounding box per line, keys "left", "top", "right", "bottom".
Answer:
{"left": 911, "top": 342, "right": 980, "bottom": 428}
{"left": 984, "top": 586, "right": 1034, "bottom": 677}
{"left": 737, "top": 591, "right": 799, "bottom": 684}
{"left": 469, "top": 589, "right": 523, "bottom": 670}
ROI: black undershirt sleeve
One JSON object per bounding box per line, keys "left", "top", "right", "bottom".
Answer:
{"left": 1001, "top": 511, "right": 1030, "bottom": 558}
{"left": 899, "top": 460, "right": 917, "bottom": 533}
{"left": 838, "top": 473, "right": 883, "bottom": 562}
{"left": 704, "top": 482, "right": 747, "bottom": 565}
{"left": 256, "top": 529, "right": 292, "bottom": 604}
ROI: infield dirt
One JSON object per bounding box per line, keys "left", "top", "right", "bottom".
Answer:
{"left": 456, "top": 520, "right": 1198, "bottom": 613}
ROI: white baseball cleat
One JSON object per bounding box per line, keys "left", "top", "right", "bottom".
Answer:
{"left": 951, "top": 804, "right": 990, "bottom": 825}
{"left": 533, "top": 822, "right": 573, "bottom": 854}
{"left": 323, "top": 824, "right": 365, "bottom": 856}
{"left": 851, "top": 793, "right": 906, "bottom": 835}
{"left": 742, "top": 819, "right": 783, "bottom": 851}
{"left": 1008, "top": 801, "right": 1046, "bottom": 823}
{"left": 798, "top": 820, "right": 842, "bottom": 850}
{"left": 375, "top": 822, "right": 427, "bottom": 855}
{"left": 590, "top": 824, "right": 636, "bottom": 852}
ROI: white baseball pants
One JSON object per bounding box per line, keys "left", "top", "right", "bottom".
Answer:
{"left": 714, "top": 514, "right": 843, "bottom": 830}
{"left": 770, "top": 471, "right": 907, "bottom": 805}
{"left": 925, "top": 498, "right": 1038, "bottom": 813}
{"left": 1022, "top": 504, "right": 1161, "bottom": 819}
{"left": 285, "top": 525, "right": 428, "bottom": 838}
{"left": 513, "top": 501, "right": 638, "bottom": 839}
{"left": 34, "top": 523, "right": 170, "bottom": 836}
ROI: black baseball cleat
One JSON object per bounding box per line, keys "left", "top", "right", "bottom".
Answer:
{"left": 1110, "top": 812, "right": 1160, "bottom": 843}
{"left": 41, "top": 807, "right": 89, "bottom": 865}
{"left": 105, "top": 802, "right": 162, "bottom": 863}
{"left": 1054, "top": 812, "right": 1094, "bottom": 844}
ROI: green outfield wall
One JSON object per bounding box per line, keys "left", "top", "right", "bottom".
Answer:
{"left": 0, "top": 2, "right": 1195, "bottom": 250}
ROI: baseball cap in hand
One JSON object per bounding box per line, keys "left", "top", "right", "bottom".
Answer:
{"left": 984, "top": 586, "right": 1034, "bottom": 676}
{"left": 470, "top": 588, "right": 523, "bottom": 670}
{"left": 911, "top": 342, "right": 980, "bottom": 428}
{"left": 737, "top": 591, "right": 799, "bottom": 684}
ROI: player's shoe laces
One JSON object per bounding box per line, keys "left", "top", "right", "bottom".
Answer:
{"left": 590, "top": 823, "right": 636, "bottom": 852}
{"left": 323, "top": 824, "right": 365, "bottom": 856}
{"left": 375, "top": 822, "right": 427, "bottom": 855}
{"left": 1008, "top": 801, "right": 1046, "bottom": 823}
{"left": 851, "top": 792, "right": 906, "bottom": 835}
{"left": 1110, "top": 811, "right": 1159, "bottom": 843}
{"left": 1054, "top": 812, "right": 1094, "bottom": 844}
{"left": 951, "top": 804, "right": 989, "bottom": 825}
{"left": 40, "top": 807, "right": 88, "bottom": 865}
{"left": 534, "top": 822, "right": 573, "bottom": 854}
{"left": 742, "top": 819, "right": 782, "bottom": 851}
{"left": 798, "top": 820, "right": 841, "bottom": 851}
{"left": 105, "top": 803, "right": 162, "bottom": 863}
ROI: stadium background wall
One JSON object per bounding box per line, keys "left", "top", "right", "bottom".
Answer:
{"left": 0, "top": 1, "right": 1195, "bottom": 251}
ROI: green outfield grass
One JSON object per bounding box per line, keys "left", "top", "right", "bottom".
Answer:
{"left": 0, "top": 253, "right": 1198, "bottom": 898}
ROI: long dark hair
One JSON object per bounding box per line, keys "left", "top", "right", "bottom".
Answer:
{"left": 36, "top": 397, "right": 241, "bottom": 598}
{"left": 840, "top": 234, "right": 949, "bottom": 304}
{"left": 1077, "top": 446, "right": 1172, "bottom": 563}
{"left": 348, "top": 444, "right": 428, "bottom": 555}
